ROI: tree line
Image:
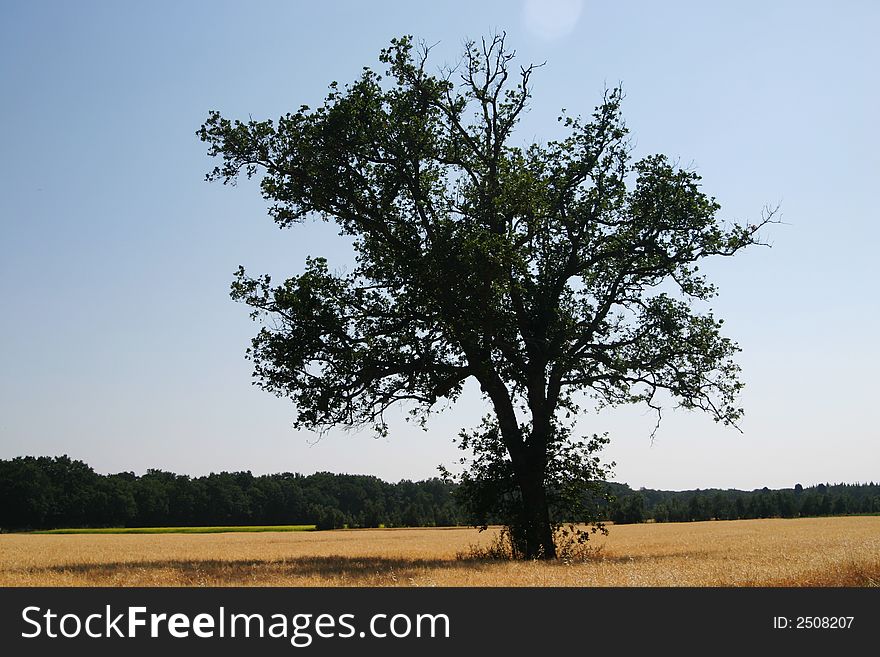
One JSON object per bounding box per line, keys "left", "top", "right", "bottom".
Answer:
{"left": 0, "top": 456, "right": 461, "bottom": 531}
{"left": 1, "top": 455, "right": 877, "bottom": 531}
{"left": 606, "top": 482, "right": 880, "bottom": 524}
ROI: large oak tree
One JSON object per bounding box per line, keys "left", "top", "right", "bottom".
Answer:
{"left": 199, "top": 34, "right": 773, "bottom": 559}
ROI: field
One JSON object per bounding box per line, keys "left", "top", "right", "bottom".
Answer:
{"left": 1, "top": 516, "right": 878, "bottom": 586}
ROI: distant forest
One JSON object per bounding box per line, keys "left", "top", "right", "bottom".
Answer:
{"left": 1, "top": 456, "right": 878, "bottom": 531}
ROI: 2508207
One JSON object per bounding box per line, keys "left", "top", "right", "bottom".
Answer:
{"left": 798, "top": 617, "right": 854, "bottom": 629}
{"left": 773, "top": 617, "right": 854, "bottom": 629}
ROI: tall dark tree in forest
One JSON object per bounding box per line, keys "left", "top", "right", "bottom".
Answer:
{"left": 199, "top": 34, "right": 774, "bottom": 558}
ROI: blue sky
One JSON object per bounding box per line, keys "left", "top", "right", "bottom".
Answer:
{"left": 1, "top": 1, "right": 877, "bottom": 490}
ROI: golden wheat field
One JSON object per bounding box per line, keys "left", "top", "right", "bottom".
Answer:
{"left": 1, "top": 516, "right": 878, "bottom": 587}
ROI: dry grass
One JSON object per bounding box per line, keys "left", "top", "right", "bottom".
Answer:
{"left": 1, "top": 516, "right": 878, "bottom": 587}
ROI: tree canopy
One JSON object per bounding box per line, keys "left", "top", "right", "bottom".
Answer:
{"left": 199, "top": 34, "right": 774, "bottom": 558}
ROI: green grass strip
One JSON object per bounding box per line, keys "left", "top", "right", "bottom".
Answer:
{"left": 31, "top": 525, "right": 316, "bottom": 535}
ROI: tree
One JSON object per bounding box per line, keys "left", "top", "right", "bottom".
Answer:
{"left": 611, "top": 493, "right": 645, "bottom": 525}
{"left": 198, "top": 34, "right": 774, "bottom": 559}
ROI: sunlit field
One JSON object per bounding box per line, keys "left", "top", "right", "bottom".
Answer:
{"left": 1, "top": 517, "right": 878, "bottom": 587}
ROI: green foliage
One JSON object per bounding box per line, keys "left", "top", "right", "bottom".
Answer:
{"left": 610, "top": 492, "right": 646, "bottom": 524}
{"left": 606, "top": 481, "right": 880, "bottom": 523}
{"left": 3, "top": 456, "right": 878, "bottom": 532}
{"left": 441, "top": 418, "right": 612, "bottom": 557}
{"left": 0, "top": 456, "right": 461, "bottom": 531}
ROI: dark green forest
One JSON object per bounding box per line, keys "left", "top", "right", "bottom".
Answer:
{"left": 0, "top": 456, "right": 877, "bottom": 531}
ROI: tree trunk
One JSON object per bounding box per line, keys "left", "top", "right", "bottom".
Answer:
{"left": 477, "top": 367, "right": 557, "bottom": 558}
{"left": 514, "top": 461, "right": 556, "bottom": 559}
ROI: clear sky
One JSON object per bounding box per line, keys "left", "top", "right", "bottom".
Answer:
{"left": 1, "top": 1, "right": 877, "bottom": 491}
